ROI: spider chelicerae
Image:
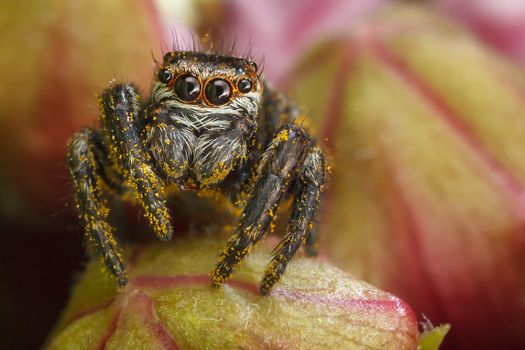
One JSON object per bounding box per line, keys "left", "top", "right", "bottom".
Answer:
{"left": 66, "top": 49, "right": 327, "bottom": 295}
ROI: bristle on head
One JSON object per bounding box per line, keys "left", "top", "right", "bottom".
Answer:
{"left": 158, "top": 27, "right": 262, "bottom": 75}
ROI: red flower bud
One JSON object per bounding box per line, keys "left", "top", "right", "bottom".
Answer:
{"left": 0, "top": 1, "right": 166, "bottom": 227}
{"left": 290, "top": 5, "right": 525, "bottom": 349}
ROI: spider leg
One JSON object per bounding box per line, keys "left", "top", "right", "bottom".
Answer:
{"left": 67, "top": 128, "right": 127, "bottom": 286}
{"left": 211, "top": 124, "right": 311, "bottom": 288}
{"left": 99, "top": 83, "right": 173, "bottom": 241}
{"left": 304, "top": 228, "right": 319, "bottom": 256}
{"left": 260, "top": 146, "right": 326, "bottom": 295}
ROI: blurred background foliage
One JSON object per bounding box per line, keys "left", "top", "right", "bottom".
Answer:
{"left": 2, "top": 0, "right": 525, "bottom": 349}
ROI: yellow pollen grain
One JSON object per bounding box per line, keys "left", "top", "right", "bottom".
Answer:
{"left": 276, "top": 129, "right": 289, "bottom": 142}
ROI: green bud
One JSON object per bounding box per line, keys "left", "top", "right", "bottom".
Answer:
{"left": 46, "top": 235, "right": 418, "bottom": 349}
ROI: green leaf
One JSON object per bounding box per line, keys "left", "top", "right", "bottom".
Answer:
{"left": 418, "top": 324, "right": 450, "bottom": 350}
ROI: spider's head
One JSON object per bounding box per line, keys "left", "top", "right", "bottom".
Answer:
{"left": 148, "top": 51, "right": 263, "bottom": 188}
{"left": 152, "top": 51, "right": 262, "bottom": 120}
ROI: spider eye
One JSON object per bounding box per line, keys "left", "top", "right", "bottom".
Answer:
{"left": 163, "top": 52, "right": 173, "bottom": 62}
{"left": 205, "top": 79, "right": 232, "bottom": 105}
{"left": 174, "top": 74, "right": 201, "bottom": 101}
{"left": 237, "top": 79, "right": 252, "bottom": 93}
{"left": 158, "top": 69, "right": 172, "bottom": 84}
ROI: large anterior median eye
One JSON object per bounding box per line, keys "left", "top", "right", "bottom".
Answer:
{"left": 205, "top": 79, "right": 232, "bottom": 106}
{"left": 174, "top": 74, "right": 201, "bottom": 101}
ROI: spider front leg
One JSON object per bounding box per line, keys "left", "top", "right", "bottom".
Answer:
{"left": 67, "top": 128, "right": 128, "bottom": 286}
{"left": 99, "top": 83, "right": 173, "bottom": 241}
{"left": 211, "top": 124, "right": 321, "bottom": 291}
{"left": 260, "top": 146, "right": 326, "bottom": 294}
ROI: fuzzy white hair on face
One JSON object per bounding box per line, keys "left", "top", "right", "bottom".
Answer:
{"left": 147, "top": 76, "right": 261, "bottom": 185}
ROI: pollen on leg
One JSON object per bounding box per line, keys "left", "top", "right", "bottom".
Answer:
{"left": 67, "top": 128, "right": 128, "bottom": 285}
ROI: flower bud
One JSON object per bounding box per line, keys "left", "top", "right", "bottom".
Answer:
{"left": 46, "top": 236, "right": 419, "bottom": 349}
{"left": 0, "top": 1, "right": 165, "bottom": 226}
{"left": 290, "top": 5, "right": 525, "bottom": 349}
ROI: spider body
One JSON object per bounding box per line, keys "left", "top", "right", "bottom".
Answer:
{"left": 67, "top": 51, "right": 327, "bottom": 295}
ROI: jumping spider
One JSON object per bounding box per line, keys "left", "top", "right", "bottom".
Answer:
{"left": 67, "top": 50, "right": 326, "bottom": 295}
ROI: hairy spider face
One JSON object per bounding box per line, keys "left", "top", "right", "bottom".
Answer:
{"left": 148, "top": 52, "right": 263, "bottom": 188}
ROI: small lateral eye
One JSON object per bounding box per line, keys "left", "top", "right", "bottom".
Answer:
{"left": 205, "top": 79, "right": 232, "bottom": 105}
{"left": 237, "top": 78, "right": 252, "bottom": 93}
{"left": 158, "top": 69, "right": 172, "bottom": 84}
{"left": 174, "top": 74, "right": 201, "bottom": 101}
{"left": 163, "top": 52, "right": 173, "bottom": 62}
